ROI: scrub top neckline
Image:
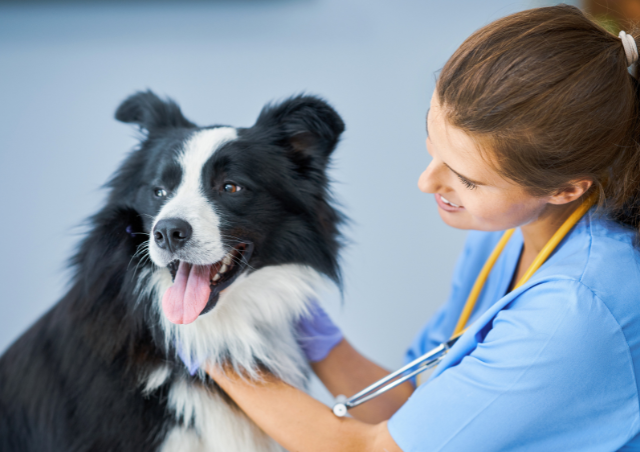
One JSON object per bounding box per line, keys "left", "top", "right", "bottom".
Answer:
{"left": 468, "top": 228, "right": 523, "bottom": 326}
{"left": 504, "top": 242, "right": 524, "bottom": 296}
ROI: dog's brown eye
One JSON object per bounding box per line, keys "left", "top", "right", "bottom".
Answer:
{"left": 223, "top": 183, "right": 241, "bottom": 194}
{"left": 154, "top": 188, "right": 167, "bottom": 198}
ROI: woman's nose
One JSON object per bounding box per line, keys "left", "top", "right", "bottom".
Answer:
{"left": 418, "top": 159, "right": 442, "bottom": 193}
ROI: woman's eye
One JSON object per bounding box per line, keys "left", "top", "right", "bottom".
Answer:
{"left": 222, "top": 183, "right": 242, "bottom": 194}
{"left": 154, "top": 188, "right": 167, "bottom": 198}
{"left": 457, "top": 175, "right": 477, "bottom": 190}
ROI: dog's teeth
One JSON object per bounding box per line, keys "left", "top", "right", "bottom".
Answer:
{"left": 212, "top": 273, "right": 221, "bottom": 282}
{"left": 222, "top": 254, "right": 232, "bottom": 266}
{"left": 219, "top": 264, "right": 228, "bottom": 274}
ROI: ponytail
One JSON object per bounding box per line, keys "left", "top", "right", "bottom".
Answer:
{"left": 607, "top": 68, "right": 640, "bottom": 231}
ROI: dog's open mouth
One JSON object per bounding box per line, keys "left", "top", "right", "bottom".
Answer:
{"left": 161, "top": 243, "right": 253, "bottom": 324}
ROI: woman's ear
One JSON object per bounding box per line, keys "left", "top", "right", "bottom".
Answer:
{"left": 548, "top": 179, "right": 593, "bottom": 205}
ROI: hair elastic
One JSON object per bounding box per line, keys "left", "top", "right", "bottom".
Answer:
{"left": 619, "top": 31, "right": 638, "bottom": 67}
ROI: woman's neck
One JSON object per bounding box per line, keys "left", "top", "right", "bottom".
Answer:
{"left": 519, "top": 200, "right": 583, "bottom": 255}
{"left": 507, "top": 198, "right": 587, "bottom": 293}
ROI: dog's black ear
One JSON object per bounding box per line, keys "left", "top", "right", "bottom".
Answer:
{"left": 255, "top": 95, "right": 345, "bottom": 165}
{"left": 115, "top": 90, "right": 196, "bottom": 131}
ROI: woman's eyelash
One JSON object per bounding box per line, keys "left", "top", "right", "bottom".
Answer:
{"left": 457, "top": 175, "right": 477, "bottom": 190}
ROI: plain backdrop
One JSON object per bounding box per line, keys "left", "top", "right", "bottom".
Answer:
{"left": 0, "top": 0, "right": 571, "bottom": 403}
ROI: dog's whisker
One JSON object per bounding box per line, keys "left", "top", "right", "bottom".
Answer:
{"left": 128, "top": 240, "right": 151, "bottom": 273}
{"left": 228, "top": 254, "right": 256, "bottom": 271}
{"left": 133, "top": 252, "right": 154, "bottom": 277}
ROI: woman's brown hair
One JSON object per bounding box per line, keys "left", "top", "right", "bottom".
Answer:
{"left": 437, "top": 4, "right": 640, "bottom": 234}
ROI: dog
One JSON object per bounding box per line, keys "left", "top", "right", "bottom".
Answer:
{"left": 0, "top": 91, "right": 345, "bottom": 451}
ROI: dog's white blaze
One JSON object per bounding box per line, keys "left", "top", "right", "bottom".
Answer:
{"left": 160, "top": 379, "right": 284, "bottom": 452}
{"left": 149, "top": 127, "right": 238, "bottom": 267}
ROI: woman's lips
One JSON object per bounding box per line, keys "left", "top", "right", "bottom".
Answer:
{"left": 435, "top": 193, "right": 464, "bottom": 212}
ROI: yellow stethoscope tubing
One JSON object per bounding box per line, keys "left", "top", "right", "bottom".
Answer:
{"left": 452, "top": 229, "right": 515, "bottom": 336}
{"left": 332, "top": 192, "right": 599, "bottom": 415}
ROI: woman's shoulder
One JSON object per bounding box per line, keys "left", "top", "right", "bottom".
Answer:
{"left": 505, "top": 209, "right": 640, "bottom": 372}
{"left": 450, "top": 211, "right": 640, "bottom": 338}
{"left": 465, "top": 208, "right": 640, "bottom": 300}
{"left": 467, "top": 209, "right": 640, "bottom": 340}
{"left": 555, "top": 209, "right": 640, "bottom": 312}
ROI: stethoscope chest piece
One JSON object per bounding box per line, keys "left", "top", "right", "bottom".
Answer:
{"left": 332, "top": 396, "right": 348, "bottom": 417}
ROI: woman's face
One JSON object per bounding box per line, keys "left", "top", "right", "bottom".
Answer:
{"left": 419, "top": 92, "right": 551, "bottom": 231}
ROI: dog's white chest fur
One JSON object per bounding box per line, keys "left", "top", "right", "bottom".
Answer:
{"left": 140, "top": 263, "right": 326, "bottom": 451}
{"left": 160, "top": 379, "right": 284, "bottom": 452}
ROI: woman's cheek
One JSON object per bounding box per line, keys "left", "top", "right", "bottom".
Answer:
{"left": 466, "top": 196, "right": 508, "bottom": 229}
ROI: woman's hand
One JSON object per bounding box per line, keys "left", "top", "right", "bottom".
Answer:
{"left": 206, "top": 363, "right": 404, "bottom": 452}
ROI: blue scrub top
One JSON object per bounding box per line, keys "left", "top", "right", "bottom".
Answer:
{"left": 388, "top": 207, "right": 640, "bottom": 451}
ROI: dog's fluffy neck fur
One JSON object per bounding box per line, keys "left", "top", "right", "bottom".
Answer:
{"left": 139, "top": 264, "right": 326, "bottom": 385}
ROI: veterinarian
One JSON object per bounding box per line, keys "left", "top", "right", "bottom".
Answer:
{"left": 205, "top": 5, "right": 640, "bottom": 451}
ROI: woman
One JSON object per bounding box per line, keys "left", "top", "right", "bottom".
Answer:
{"left": 206, "top": 5, "right": 640, "bottom": 451}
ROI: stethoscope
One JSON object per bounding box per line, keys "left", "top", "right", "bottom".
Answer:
{"left": 332, "top": 193, "right": 597, "bottom": 417}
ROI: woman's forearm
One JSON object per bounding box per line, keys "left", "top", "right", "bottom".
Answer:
{"left": 311, "top": 339, "right": 414, "bottom": 423}
{"left": 207, "top": 364, "right": 402, "bottom": 452}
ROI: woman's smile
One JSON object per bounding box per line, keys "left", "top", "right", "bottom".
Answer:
{"left": 435, "top": 193, "right": 464, "bottom": 211}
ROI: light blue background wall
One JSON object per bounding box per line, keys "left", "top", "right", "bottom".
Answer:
{"left": 1, "top": 0, "right": 567, "bottom": 401}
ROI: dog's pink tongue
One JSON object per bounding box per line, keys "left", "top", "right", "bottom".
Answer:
{"left": 162, "top": 262, "right": 212, "bottom": 324}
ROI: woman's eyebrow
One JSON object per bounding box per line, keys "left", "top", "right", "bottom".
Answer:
{"left": 443, "top": 162, "right": 484, "bottom": 186}
{"left": 426, "top": 108, "right": 485, "bottom": 186}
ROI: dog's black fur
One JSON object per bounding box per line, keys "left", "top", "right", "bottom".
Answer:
{"left": 0, "top": 91, "right": 345, "bottom": 451}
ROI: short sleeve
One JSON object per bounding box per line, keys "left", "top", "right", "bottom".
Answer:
{"left": 389, "top": 279, "right": 640, "bottom": 452}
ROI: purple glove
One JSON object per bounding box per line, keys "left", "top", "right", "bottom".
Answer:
{"left": 296, "top": 299, "right": 344, "bottom": 363}
{"left": 176, "top": 341, "right": 201, "bottom": 376}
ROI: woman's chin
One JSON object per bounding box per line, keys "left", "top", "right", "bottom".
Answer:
{"left": 438, "top": 207, "right": 473, "bottom": 229}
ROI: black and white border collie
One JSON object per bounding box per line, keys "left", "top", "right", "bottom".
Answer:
{"left": 0, "top": 91, "right": 345, "bottom": 451}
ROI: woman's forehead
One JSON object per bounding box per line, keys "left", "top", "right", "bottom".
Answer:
{"left": 427, "top": 94, "right": 511, "bottom": 189}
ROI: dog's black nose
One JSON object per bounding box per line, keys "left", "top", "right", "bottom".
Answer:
{"left": 154, "top": 218, "right": 192, "bottom": 252}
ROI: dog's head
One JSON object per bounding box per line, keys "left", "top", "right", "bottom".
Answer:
{"left": 112, "top": 91, "right": 345, "bottom": 325}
